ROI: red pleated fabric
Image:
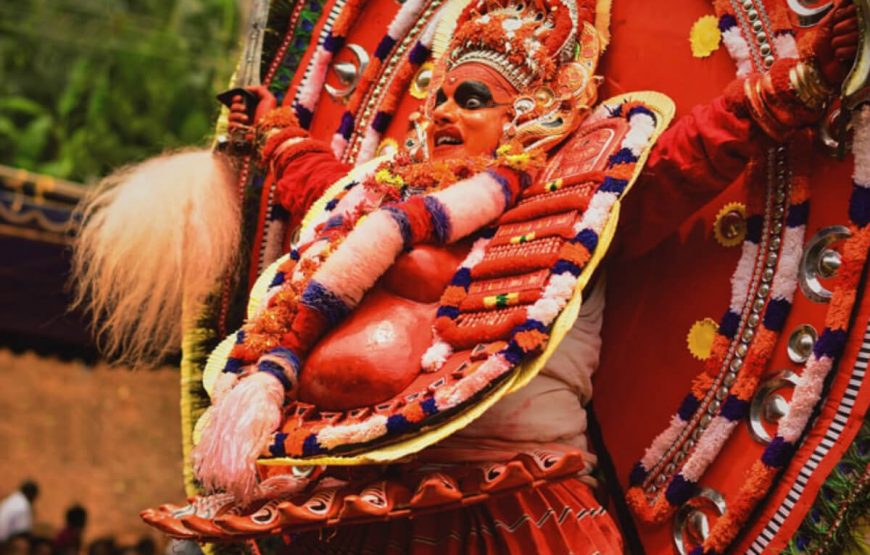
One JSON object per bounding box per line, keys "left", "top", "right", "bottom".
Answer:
{"left": 286, "top": 478, "right": 623, "bottom": 554}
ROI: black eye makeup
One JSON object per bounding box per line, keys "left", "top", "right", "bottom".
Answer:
{"left": 454, "top": 81, "right": 495, "bottom": 109}
{"left": 435, "top": 88, "right": 448, "bottom": 107}
{"left": 433, "top": 80, "right": 496, "bottom": 110}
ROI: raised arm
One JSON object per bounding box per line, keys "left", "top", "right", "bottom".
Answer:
{"left": 228, "top": 87, "right": 353, "bottom": 229}
{"left": 618, "top": 1, "right": 859, "bottom": 257}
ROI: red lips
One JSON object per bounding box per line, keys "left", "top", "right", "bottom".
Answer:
{"left": 433, "top": 126, "right": 464, "bottom": 148}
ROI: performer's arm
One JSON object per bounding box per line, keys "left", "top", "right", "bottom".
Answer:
{"left": 618, "top": 1, "right": 858, "bottom": 257}
{"left": 228, "top": 88, "right": 352, "bottom": 229}
{"left": 260, "top": 127, "right": 352, "bottom": 231}
{"left": 618, "top": 83, "right": 762, "bottom": 258}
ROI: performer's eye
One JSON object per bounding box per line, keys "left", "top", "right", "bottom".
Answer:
{"left": 435, "top": 88, "right": 447, "bottom": 107}
{"left": 454, "top": 81, "right": 494, "bottom": 110}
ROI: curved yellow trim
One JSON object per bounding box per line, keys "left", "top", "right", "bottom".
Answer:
{"left": 201, "top": 333, "right": 239, "bottom": 400}
{"left": 595, "top": 0, "right": 612, "bottom": 50}
{"left": 179, "top": 300, "right": 215, "bottom": 497}
{"left": 247, "top": 253, "right": 292, "bottom": 318}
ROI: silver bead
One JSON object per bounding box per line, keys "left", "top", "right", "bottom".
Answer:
{"left": 747, "top": 10, "right": 759, "bottom": 22}
{"left": 684, "top": 439, "right": 696, "bottom": 451}
{"left": 770, "top": 236, "right": 782, "bottom": 250}
{"left": 772, "top": 221, "right": 783, "bottom": 234}
{"left": 742, "top": 0, "right": 753, "bottom": 8}
{"left": 665, "top": 463, "right": 676, "bottom": 474}
{"left": 716, "top": 386, "right": 729, "bottom": 400}
{"left": 674, "top": 451, "right": 687, "bottom": 464}
{"left": 752, "top": 299, "right": 766, "bottom": 313}
{"left": 692, "top": 427, "right": 704, "bottom": 440}
{"left": 800, "top": 225, "right": 852, "bottom": 303}
{"left": 737, "top": 343, "right": 749, "bottom": 357}
{"left": 787, "top": 324, "right": 817, "bottom": 364}
{"left": 762, "top": 268, "right": 775, "bottom": 283}
{"left": 700, "top": 415, "right": 712, "bottom": 427}
{"left": 819, "top": 249, "right": 842, "bottom": 278}
{"left": 756, "top": 32, "right": 768, "bottom": 44}
{"left": 656, "top": 474, "right": 667, "bottom": 486}
{"left": 723, "top": 372, "right": 737, "bottom": 386}
{"left": 708, "top": 400, "right": 722, "bottom": 414}
{"left": 731, "top": 357, "right": 743, "bottom": 370}
{"left": 758, "top": 283, "right": 771, "bottom": 297}
{"left": 766, "top": 254, "right": 778, "bottom": 268}
{"left": 743, "top": 328, "right": 755, "bottom": 342}
{"left": 747, "top": 313, "right": 760, "bottom": 327}
{"left": 752, "top": 20, "right": 763, "bottom": 32}
{"left": 764, "top": 55, "right": 776, "bottom": 67}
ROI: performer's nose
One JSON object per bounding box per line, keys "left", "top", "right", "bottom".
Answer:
{"left": 432, "top": 98, "right": 459, "bottom": 125}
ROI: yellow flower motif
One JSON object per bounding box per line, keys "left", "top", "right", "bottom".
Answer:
{"left": 375, "top": 168, "right": 404, "bottom": 188}
{"left": 690, "top": 15, "right": 721, "bottom": 58}
{"left": 713, "top": 201, "right": 748, "bottom": 247}
{"left": 687, "top": 318, "right": 718, "bottom": 361}
{"left": 496, "top": 143, "right": 533, "bottom": 170}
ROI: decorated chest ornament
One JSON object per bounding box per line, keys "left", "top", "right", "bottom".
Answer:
{"left": 404, "top": 0, "right": 604, "bottom": 161}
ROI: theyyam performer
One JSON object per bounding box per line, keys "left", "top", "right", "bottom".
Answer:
{"left": 72, "top": 0, "right": 865, "bottom": 552}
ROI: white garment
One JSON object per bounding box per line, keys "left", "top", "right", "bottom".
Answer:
{"left": 454, "top": 277, "right": 605, "bottom": 453}
{"left": 0, "top": 491, "right": 32, "bottom": 541}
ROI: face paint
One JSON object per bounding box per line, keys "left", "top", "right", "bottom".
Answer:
{"left": 427, "top": 63, "right": 517, "bottom": 160}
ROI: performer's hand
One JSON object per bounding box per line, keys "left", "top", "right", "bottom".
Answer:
{"left": 810, "top": 0, "right": 860, "bottom": 87}
{"left": 228, "top": 85, "right": 278, "bottom": 131}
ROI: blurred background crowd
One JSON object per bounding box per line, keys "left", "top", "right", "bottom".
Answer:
{"left": 0, "top": 481, "right": 201, "bottom": 555}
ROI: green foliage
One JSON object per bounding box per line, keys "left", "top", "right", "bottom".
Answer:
{"left": 0, "top": 0, "right": 240, "bottom": 182}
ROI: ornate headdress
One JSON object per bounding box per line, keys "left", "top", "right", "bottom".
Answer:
{"left": 421, "top": 0, "right": 606, "bottom": 153}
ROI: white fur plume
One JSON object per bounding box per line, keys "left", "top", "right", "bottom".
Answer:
{"left": 71, "top": 148, "right": 240, "bottom": 366}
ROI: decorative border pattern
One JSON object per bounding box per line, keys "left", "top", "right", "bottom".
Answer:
{"left": 694, "top": 101, "right": 870, "bottom": 555}
{"left": 329, "top": 0, "right": 436, "bottom": 159}
{"left": 294, "top": 0, "right": 370, "bottom": 128}
{"left": 762, "top": 324, "right": 869, "bottom": 554}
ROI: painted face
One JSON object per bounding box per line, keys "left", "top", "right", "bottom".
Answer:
{"left": 427, "top": 63, "right": 517, "bottom": 160}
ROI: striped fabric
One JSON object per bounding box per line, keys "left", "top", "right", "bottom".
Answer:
{"left": 287, "top": 478, "right": 622, "bottom": 554}
{"left": 746, "top": 317, "right": 870, "bottom": 553}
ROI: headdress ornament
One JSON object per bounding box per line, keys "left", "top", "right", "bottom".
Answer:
{"left": 446, "top": 0, "right": 587, "bottom": 88}
{"left": 422, "top": 0, "right": 606, "bottom": 153}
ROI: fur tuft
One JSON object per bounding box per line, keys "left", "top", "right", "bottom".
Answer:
{"left": 192, "top": 372, "right": 285, "bottom": 501}
{"left": 71, "top": 148, "right": 240, "bottom": 367}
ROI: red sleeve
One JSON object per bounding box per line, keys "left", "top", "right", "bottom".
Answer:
{"left": 617, "top": 86, "right": 767, "bottom": 258}
{"left": 272, "top": 146, "right": 353, "bottom": 231}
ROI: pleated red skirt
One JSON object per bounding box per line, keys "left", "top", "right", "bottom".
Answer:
{"left": 286, "top": 478, "right": 623, "bottom": 554}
